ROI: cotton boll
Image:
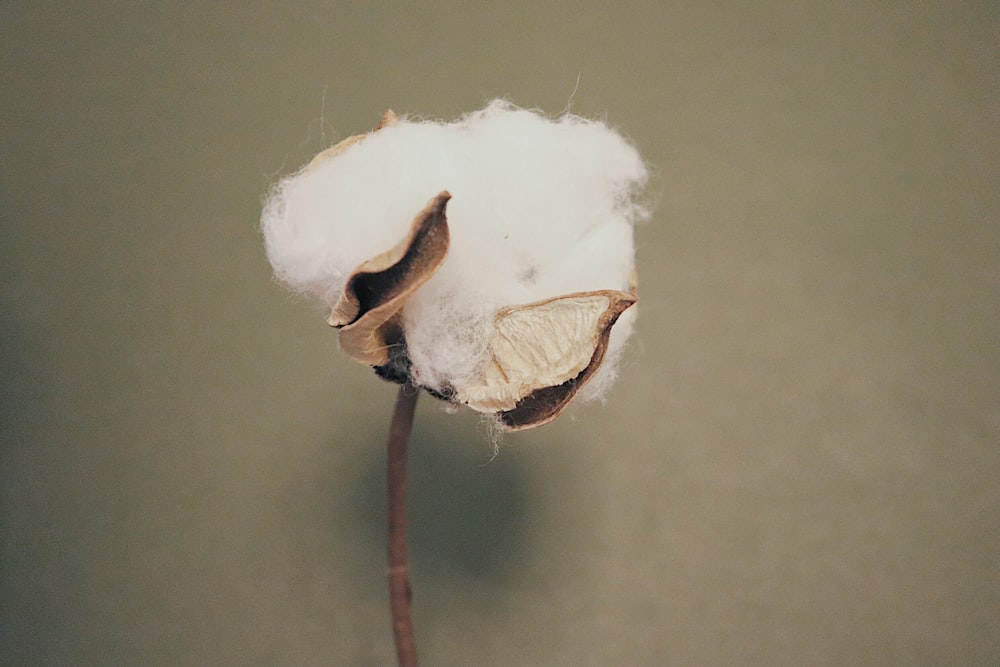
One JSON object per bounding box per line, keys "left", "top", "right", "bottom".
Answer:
{"left": 262, "top": 100, "right": 649, "bottom": 423}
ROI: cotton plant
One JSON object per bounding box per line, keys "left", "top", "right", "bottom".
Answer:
{"left": 262, "top": 101, "right": 648, "bottom": 665}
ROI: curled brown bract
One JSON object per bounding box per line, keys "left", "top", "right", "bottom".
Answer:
{"left": 328, "top": 192, "right": 451, "bottom": 367}
{"left": 489, "top": 290, "right": 637, "bottom": 431}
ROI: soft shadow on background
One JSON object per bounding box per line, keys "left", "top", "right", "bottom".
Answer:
{"left": 2, "top": 2, "right": 998, "bottom": 665}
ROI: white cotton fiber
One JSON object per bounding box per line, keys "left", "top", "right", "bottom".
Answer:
{"left": 263, "top": 100, "right": 648, "bottom": 405}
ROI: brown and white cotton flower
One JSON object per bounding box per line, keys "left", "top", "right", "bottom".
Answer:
{"left": 262, "top": 101, "right": 649, "bottom": 430}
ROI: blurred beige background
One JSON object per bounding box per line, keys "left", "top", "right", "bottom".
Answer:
{"left": 2, "top": 2, "right": 998, "bottom": 665}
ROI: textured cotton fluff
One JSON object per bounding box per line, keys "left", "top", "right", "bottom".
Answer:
{"left": 263, "top": 100, "right": 648, "bottom": 411}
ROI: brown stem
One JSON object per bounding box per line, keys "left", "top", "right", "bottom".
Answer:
{"left": 387, "top": 383, "right": 419, "bottom": 667}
